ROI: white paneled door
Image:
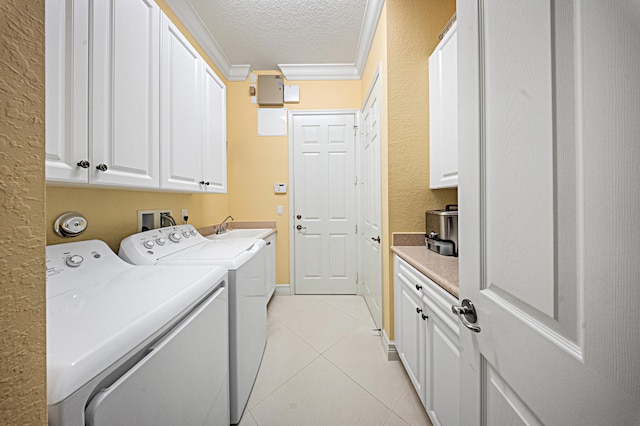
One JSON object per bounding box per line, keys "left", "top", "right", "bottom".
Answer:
{"left": 458, "top": 0, "right": 640, "bottom": 424}
{"left": 292, "top": 112, "right": 357, "bottom": 295}
{"left": 361, "top": 67, "right": 383, "bottom": 329}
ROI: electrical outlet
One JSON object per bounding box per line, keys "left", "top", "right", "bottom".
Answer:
{"left": 182, "top": 208, "right": 188, "bottom": 218}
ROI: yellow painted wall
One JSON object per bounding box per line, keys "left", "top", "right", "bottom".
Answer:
{"left": 360, "top": 0, "right": 458, "bottom": 339}
{"left": 227, "top": 74, "right": 361, "bottom": 284}
{"left": 45, "top": 0, "right": 232, "bottom": 252}
{"left": 0, "top": 0, "right": 47, "bottom": 423}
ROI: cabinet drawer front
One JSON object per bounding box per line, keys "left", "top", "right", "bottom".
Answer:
{"left": 396, "top": 258, "right": 429, "bottom": 299}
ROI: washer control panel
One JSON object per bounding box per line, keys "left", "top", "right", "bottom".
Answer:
{"left": 119, "top": 225, "right": 207, "bottom": 265}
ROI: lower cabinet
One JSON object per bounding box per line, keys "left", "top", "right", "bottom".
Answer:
{"left": 394, "top": 254, "right": 460, "bottom": 426}
{"left": 264, "top": 233, "right": 276, "bottom": 302}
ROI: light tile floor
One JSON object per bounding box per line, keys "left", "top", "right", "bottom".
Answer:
{"left": 238, "top": 295, "right": 433, "bottom": 426}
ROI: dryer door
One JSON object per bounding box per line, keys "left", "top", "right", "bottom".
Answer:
{"left": 85, "top": 285, "right": 229, "bottom": 426}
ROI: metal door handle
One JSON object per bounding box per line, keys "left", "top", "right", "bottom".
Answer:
{"left": 296, "top": 225, "right": 306, "bottom": 230}
{"left": 452, "top": 299, "right": 481, "bottom": 333}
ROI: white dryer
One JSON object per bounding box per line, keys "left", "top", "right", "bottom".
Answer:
{"left": 119, "top": 224, "right": 267, "bottom": 424}
{"left": 46, "top": 240, "right": 229, "bottom": 426}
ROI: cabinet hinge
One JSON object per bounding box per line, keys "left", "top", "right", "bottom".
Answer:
{"left": 355, "top": 272, "right": 358, "bottom": 284}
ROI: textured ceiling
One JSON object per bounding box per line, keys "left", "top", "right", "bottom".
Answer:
{"left": 187, "top": 0, "right": 368, "bottom": 70}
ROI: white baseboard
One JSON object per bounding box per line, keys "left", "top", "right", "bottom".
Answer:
{"left": 274, "top": 284, "right": 291, "bottom": 296}
{"left": 381, "top": 329, "right": 399, "bottom": 361}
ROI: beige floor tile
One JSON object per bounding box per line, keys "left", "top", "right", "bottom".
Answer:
{"left": 393, "top": 384, "right": 432, "bottom": 426}
{"left": 384, "top": 412, "right": 411, "bottom": 426}
{"left": 251, "top": 356, "right": 391, "bottom": 426}
{"left": 317, "top": 295, "right": 377, "bottom": 325}
{"left": 266, "top": 295, "right": 322, "bottom": 324}
{"left": 237, "top": 410, "right": 258, "bottom": 426}
{"left": 279, "top": 301, "right": 363, "bottom": 353}
{"left": 324, "top": 321, "right": 411, "bottom": 409}
{"left": 247, "top": 321, "right": 319, "bottom": 409}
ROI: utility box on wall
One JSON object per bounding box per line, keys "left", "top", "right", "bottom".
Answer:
{"left": 258, "top": 75, "right": 284, "bottom": 105}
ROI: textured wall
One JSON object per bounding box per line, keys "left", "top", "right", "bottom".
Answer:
{"left": 227, "top": 75, "right": 361, "bottom": 284}
{"left": 0, "top": 1, "right": 47, "bottom": 424}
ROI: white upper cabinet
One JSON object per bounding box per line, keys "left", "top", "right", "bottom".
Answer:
{"left": 429, "top": 21, "right": 458, "bottom": 189}
{"left": 201, "top": 63, "right": 227, "bottom": 193}
{"left": 91, "top": 0, "right": 160, "bottom": 188}
{"left": 160, "top": 14, "right": 227, "bottom": 193}
{"left": 45, "top": 0, "right": 89, "bottom": 183}
{"left": 46, "top": 2, "right": 227, "bottom": 193}
{"left": 160, "top": 14, "right": 203, "bottom": 192}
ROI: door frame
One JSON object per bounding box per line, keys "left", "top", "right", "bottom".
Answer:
{"left": 288, "top": 109, "right": 360, "bottom": 295}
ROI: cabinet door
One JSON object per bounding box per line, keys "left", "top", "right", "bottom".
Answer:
{"left": 264, "top": 234, "right": 276, "bottom": 302}
{"left": 425, "top": 314, "right": 460, "bottom": 426}
{"left": 429, "top": 22, "right": 458, "bottom": 189}
{"left": 397, "top": 278, "right": 425, "bottom": 403}
{"left": 160, "top": 13, "right": 203, "bottom": 192}
{"left": 45, "top": 0, "right": 89, "bottom": 183}
{"left": 91, "top": 0, "right": 160, "bottom": 188}
{"left": 201, "top": 63, "right": 227, "bottom": 193}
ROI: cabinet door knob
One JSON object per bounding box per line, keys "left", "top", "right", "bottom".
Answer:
{"left": 415, "top": 284, "right": 422, "bottom": 291}
{"left": 416, "top": 307, "right": 423, "bottom": 314}
{"left": 96, "top": 164, "right": 108, "bottom": 172}
{"left": 76, "top": 160, "right": 90, "bottom": 168}
{"left": 371, "top": 236, "right": 381, "bottom": 243}
{"left": 422, "top": 314, "right": 428, "bottom": 320}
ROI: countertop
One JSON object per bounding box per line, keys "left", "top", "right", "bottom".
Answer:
{"left": 391, "top": 233, "right": 459, "bottom": 299}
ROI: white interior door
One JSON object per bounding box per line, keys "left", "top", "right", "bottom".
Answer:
{"left": 361, "top": 67, "right": 383, "bottom": 329}
{"left": 457, "top": 0, "right": 640, "bottom": 424}
{"left": 292, "top": 112, "right": 357, "bottom": 295}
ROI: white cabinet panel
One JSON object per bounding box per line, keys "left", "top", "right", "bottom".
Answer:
{"left": 201, "top": 64, "right": 227, "bottom": 193}
{"left": 160, "top": 14, "right": 203, "bottom": 192}
{"left": 429, "top": 22, "right": 458, "bottom": 189}
{"left": 91, "top": 0, "right": 160, "bottom": 188}
{"left": 45, "top": 0, "right": 89, "bottom": 183}
{"left": 394, "top": 254, "right": 460, "bottom": 425}
{"left": 264, "top": 233, "right": 276, "bottom": 302}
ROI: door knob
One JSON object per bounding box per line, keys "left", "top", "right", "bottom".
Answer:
{"left": 452, "top": 299, "right": 481, "bottom": 333}
{"left": 296, "top": 225, "right": 306, "bottom": 230}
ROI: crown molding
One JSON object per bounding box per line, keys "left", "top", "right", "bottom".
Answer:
{"left": 162, "top": 0, "right": 252, "bottom": 82}
{"left": 278, "top": 64, "right": 360, "bottom": 81}
{"left": 354, "top": 0, "right": 385, "bottom": 75}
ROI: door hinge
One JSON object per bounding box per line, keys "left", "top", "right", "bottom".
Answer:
{"left": 355, "top": 224, "right": 358, "bottom": 234}
{"left": 354, "top": 175, "right": 358, "bottom": 185}
{"left": 355, "top": 272, "right": 358, "bottom": 283}
{"left": 353, "top": 125, "right": 358, "bottom": 136}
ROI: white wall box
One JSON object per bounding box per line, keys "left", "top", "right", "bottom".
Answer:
{"left": 394, "top": 254, "right": 460, "bottom": 426}
{"left": 429, "top": 21, "right": 458, "bottom": 189}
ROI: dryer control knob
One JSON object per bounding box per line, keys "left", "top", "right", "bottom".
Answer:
{"left": 143, "top": 240, "right": 155, "bottom": 249}
{"left": 168, "top": 232, "right": 182, "bottom": 243}
{"left": 66, "top": 255, "right": 84, "bottom": 267}
{"left": 156, "top": 237, "right": 166, "bottom": 246}
{"left": 190, "top": 229, "right": 197, "bottom": 236}
{"left": 182, "top": 231, "right": 191, "bottom": 238}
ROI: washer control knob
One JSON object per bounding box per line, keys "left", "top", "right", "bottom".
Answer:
{"left": 190, "top": 229, "right": 197, "bottom": 236}
{"left": 156, "top": 237, "right": 166, "bottom": 246}
{"left": 168, "top": 232, "right": 182, "bottom": 243}
{"left": 182, "top": 231, "right": 191, "bottom": 238}
{"left": 142, "top": 240, "right": 154, "bottom": 249}
{"left": 66, "top": 255, "right": 84, "bottom": 267}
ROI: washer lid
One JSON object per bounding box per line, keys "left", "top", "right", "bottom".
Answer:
{"left": 46, "top": 240, "right": 227, "bottom": 405}
{"left": 158, "top": 238, "right": 265, "bottom": 270}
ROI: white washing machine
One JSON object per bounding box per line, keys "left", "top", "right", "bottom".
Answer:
{"left": 46, "top": 240, "right": 230, "bottom": 426}
{"left": 119, "top": 224, "right": 267, "bottom": 424}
